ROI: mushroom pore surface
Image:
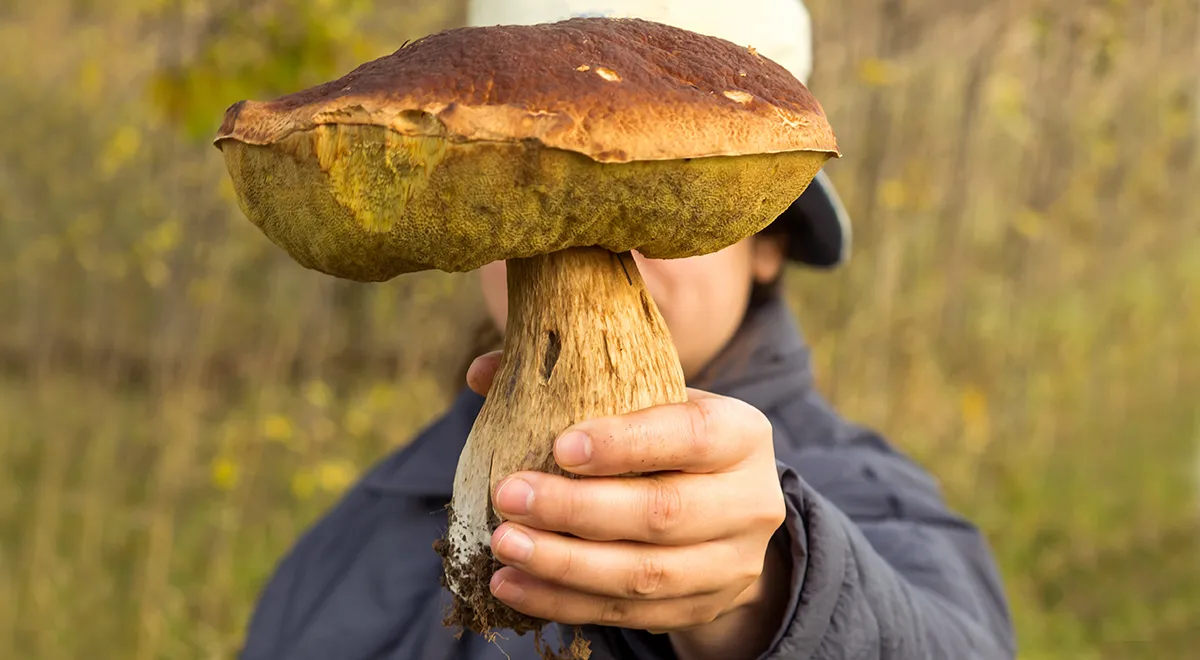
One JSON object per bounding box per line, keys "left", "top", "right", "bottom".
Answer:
{"left": 218, "top": 125, "right": 832, "bottom": 282}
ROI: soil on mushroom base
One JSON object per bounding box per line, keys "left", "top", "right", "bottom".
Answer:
{"left": 434, "top": 509, "right": 592, "bottom": 660}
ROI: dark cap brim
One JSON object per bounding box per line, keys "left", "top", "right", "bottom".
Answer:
{"left": 773, "top": 169, "right": 851, "bottom": 268}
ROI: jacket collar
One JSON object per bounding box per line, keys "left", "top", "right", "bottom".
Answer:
{"left": 365, "top": 296, "right": 817, "bottom": 498}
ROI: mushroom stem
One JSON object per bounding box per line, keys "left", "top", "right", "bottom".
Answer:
{"left": 437, "top": 246, "right": 688, "bottom": 638}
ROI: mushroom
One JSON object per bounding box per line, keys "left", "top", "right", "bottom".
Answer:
{"left": 213, "top": 15, "right": 838, "bottom": 654}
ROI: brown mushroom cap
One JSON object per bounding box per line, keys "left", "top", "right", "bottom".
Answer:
{"left": 215, "top": 17, "right": 839, "bottom": 281}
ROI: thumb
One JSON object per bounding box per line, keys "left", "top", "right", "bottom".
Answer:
{"left": 465, "top": 350, "right": 504, "bottom": 396}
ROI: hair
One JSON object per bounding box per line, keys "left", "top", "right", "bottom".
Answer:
{"left": 748, "top": 218, "right": 790, "bottom": 308}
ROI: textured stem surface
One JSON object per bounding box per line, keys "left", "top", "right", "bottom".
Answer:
{"left": 437, "top": 246, "right": 687, "bottom": 651}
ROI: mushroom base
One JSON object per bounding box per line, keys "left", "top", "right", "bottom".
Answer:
{"left": 433, "top": 508, "right": 549, "bottom": 635}
{"left": 435, "top": 511, "right": 590, "bottom": 660}
{"left": 438, "top": 246, "right": 689, "bottom": 659}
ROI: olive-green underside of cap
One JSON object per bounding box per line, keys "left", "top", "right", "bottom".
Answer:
{"left": 218, "top": 123, "right": 832, "bottom": 282}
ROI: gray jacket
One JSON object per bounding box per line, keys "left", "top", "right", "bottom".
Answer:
{"left": 239, "top": 297, "right": 1016, "bottom": 659}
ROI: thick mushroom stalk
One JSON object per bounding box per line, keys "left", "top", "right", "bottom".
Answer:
{"left": 436, "top": 246, "right": 687, "bottom": 635}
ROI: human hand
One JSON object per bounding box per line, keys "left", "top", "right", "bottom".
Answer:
{"left": 466, "top": 351, "right": 791, "bottom": 658}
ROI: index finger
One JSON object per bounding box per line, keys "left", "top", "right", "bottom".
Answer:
{"left": 553, "top": 390, "right": 771, "bottom": 477}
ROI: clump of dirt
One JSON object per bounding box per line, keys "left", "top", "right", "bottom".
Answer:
{"left": 540, "top": 628, "right": 592, "bottom": 660}
{"left": 434, "top": 535, "right": 544, "bottom": 635}
{"left": 435, "top": 508, "right": 592, "bottom": 660}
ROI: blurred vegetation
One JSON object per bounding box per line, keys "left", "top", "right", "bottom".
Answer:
{"left": 0, "top": 0, "right": 1197, "bottom": 658}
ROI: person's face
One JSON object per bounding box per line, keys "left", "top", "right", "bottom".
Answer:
{"left": 478, "top": 235, "right": 788, "bottom": 379}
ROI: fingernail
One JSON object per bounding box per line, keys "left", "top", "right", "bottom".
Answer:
{"left": 496, "top": 528, "right": 534, "bottom": 564}
{"left": 494, "top": 477, "right": 533, "bottom": 515}
{"left": 491, "top": 574, "right": 526, "bottom": 604}
{"left": 555, "top": 430, "right": 593, "bottom": 467}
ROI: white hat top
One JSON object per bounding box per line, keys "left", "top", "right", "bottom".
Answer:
{"left": 464, "top": 0, "right": 813, "bottom": 85}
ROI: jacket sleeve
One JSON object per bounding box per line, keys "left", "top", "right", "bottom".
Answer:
{"left": 760, "top": 432, "right": 1016, "bottom": 659}
{"left": 607, "top": 431, "right": 1016, "bottom": 660}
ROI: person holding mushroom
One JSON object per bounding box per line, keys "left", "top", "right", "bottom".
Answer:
{"left": 220, "top": 1, "right": 1016, "bottom": 659}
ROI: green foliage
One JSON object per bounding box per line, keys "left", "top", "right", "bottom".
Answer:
{"left": 1, "top": 0, "right": 1198, "bottom": 658}
{"left": 148, "top": 0, "right": 379, "bottom": 138}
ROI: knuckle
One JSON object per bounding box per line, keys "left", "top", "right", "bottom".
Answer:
{"left": 559, "top": 481, "right": 587, "bottom": 530}
{"left": 756, "top": 493, "right": 787, "bottom": 529}
{"left": 628, "top": 554, "right": 666, "bottom": 597}
{"left": 599, "top": 598, "right": 631, "bottom": 625}
{"left": 738, "top": 555, "right": 766, "bottom": 586}
{"left": 747, "top": 407, "right": 774, "bottom": 444}
{"left": 733, "top": 396, "right": 773, "bottom": 446}
{"left": 683, "top": 399, "right": 718, "bottom": 459}
{"left": 556, "top": 544, "right": 575, "bottom": 583}
{"left": 689, "top": 599, "right": 724, "bottom": 626}
{"left": 644, "top": 477, "right": 684, "bottom": 538}
{"left": 723, "top": 542, "right": 765, "bottom": 590}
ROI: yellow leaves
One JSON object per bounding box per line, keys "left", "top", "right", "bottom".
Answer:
{"left": 315, "top": 460, "right": 356, "bottom": 494}
{"left": 1029, "top": 13, "right": 1052, "bottom": 44}
{"left": 65, "top": 213, "right": 101, "bottom": 246}
{"left": 341, "top": 382, "right": 399, "bottom": 437}
{"left": 960, "top": 386, "right": 991, "bottom": 437}
{"left": 988, "top": 73, "right": 1025, "bottom": 119}
{"left": 986, "top": 72, "right": 1032, "bottom": 141}
{"left": 856, "top": 57, "right": 898, "bottom": 88}
{"left": 18, "top": 234, "right": 62, "bottom": 270}
{"left": 186, "top": 277, "right": 219, "bottom": 306}
{"left": 876, "top": 170, "right": 936, "bottom": 214}
{"left": 1163, "top": 96, "right": 1192, "bottom": 140}
{"left": 76, "top": 60, "right": 103, "bottom": 102}
{"left": 141, "top": 260, "right": 169, "bottom": 289}
{"left": 879, "top": 178, "right": 908, "bottom": 211}
{"left": 141, "top": 219, "right": 181, "bottom": 255}
{"left": 1013, "top": 209, "right": 1045, "bottom": 240}
{"left": 1089, "top": 133, "right": 1118, "bottom": 170}
{"left": 212, "top": 402, "right": 361, "bottom": 502}
{"left": 344, "top": 408, "right": 372, "bottom": 438}
{"left": 210, "top": 456, "right": 240, "bottom": 492}
{"left": 97, "top": 125, "right": 142, "bottom": 178}
{"left": 304, "top": 379, "right": 333, "bottom": 409}
{"left": 291, "top": 460, "right": 358, "bottom": 500}
{"left": 134, "top": 219, "right": 181, "bottom": 289}
{"left": 216, "top": 176, "right": 238, "bottom": 203}
{"left": 290, "top": 471, "right": 316, "bottom": 501}
{"left": 261, "top": 414, "right": 295, "bottom": 443}
{"left": 102, "top": 253, "right": 129, "bottom": 281}
{"left": 366, "top": 382, "right": 396, "bottom": 409}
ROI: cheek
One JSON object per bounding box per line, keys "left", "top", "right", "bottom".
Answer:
{"left": 637, "top": 247, "right": 753, "bottom": 315}
{"left": 478, "top": 261, "right": 508, "bottom": 332}
{"left": 632, "top": 246, "right": 755, "bottom": 374}
{"left": 687, "top": 252, "right": 753, "bottom": 321}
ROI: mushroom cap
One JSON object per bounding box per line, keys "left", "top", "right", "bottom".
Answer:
{"left": 215, "top": 17, "right": 839, "bottom": 281}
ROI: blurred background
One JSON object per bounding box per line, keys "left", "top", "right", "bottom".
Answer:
{"left": 1, "top": 0, "right": 1197, "bottom": 658}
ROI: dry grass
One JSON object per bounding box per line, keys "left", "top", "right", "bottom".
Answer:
{"left": 1, "top": 0, "right": 1198, "bottom": 658}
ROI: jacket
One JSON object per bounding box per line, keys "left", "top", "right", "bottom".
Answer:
{"left": 239, "top": 296, "right": 1016, "bottom": 659}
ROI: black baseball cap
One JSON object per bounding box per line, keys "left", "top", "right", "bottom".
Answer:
{"left": 773, "top": 169, "right": 851, "bottom": 267}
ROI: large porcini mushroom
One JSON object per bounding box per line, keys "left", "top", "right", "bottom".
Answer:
{"left": 214, "top": 15, "right": 838, "bottom": 654}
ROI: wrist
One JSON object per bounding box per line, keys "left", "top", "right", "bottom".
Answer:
{"left": 669, "top": 527, "right": 793, "bottom": 660}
